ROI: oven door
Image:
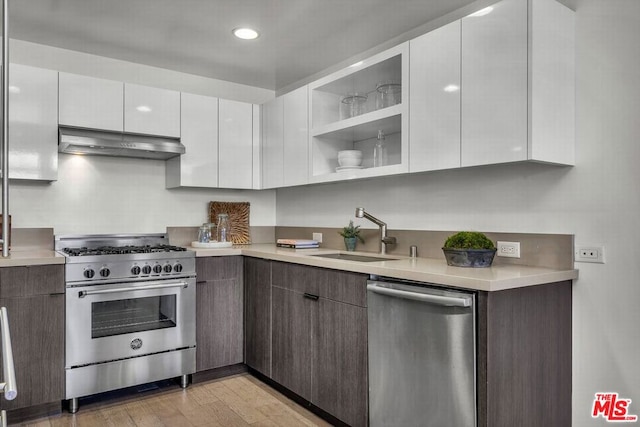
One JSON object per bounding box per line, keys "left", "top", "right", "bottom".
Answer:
{"left": 65, "top": 277, "right": 196, "bottom": 367}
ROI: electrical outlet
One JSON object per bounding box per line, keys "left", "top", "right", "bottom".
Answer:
{"left": 497, "top": 241, "right": 521, "bottom": 258}
{"left": 312, "top": 232, "right": 323, "bottom": 243}
{"left": 575, "top": 245, "right": 605, "bottom": 263}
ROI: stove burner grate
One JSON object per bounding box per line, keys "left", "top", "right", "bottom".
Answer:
{"left": 63, "top": 244, "right": 187, "bottom": 256}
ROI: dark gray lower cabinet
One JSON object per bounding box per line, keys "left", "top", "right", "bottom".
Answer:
{"left": 244, "top": 257, "right": 272, "bottom": 376}
{"left": 195, "top": 256, "right": 243, "bottom": 371}
{"left": 314, "top": 298, "right": 367, "bottom": 427}
{"left": 245, "top": 258, "right": 571, "bottom": 427}
{"left": 478, "top": 281, "right": 572, "bottom": 427}
{"left": 271, "top": 286, "right": 314, "bottom": 399}
{"left": 0, "top": 265, "right": 64, "bottom": 413}
{"left": 270, "top": 261, "right": 368, "bottom": 427}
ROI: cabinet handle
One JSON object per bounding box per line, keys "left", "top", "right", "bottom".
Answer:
{"left": 0, "top": 307, "right": 17, "bottom": 401}
{"left": 303, "top": 293, "right": 319, "bottom": 301}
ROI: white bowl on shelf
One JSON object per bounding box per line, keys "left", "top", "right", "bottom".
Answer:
{"left": 338, "top": 149, "right": 363, "bottom": 158}
{"left": 337, "top": 150, "right": 363, "bottom": 167}
{"left": 338, "top": 157, "right": 362, "bottom": 167}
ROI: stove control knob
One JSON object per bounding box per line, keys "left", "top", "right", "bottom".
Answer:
{"left": 99, "top": 267, "right": 110, "bottom": 278}
{"left": 83, "top": 268, "right": 95, "bottom": 279}
{"left": 153, "top": 264, "right": 163, "bottom": 274}
{"left": 174, "top": 263, "right": 183, "bottom": 273}
{"left": 142, "top": 265, "right": 152, "bottom": 275}
{"left": 131, "top": 265, "right": 141, "bottom": 275}
{"left": 163, "top": 264, "right": 172, "bottom": 273}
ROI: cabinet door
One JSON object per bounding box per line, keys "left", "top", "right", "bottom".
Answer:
{"left": 124, "top": 83, "right": 180, "bottom": 137}
{"left": 58, "top": 72, "right": 124, "bottom": 132}
{"left": 0, "top": 294, "right": 64, "bottom": 410}
{"left": 271, "top": 286, "right": 314, "bottom": 401}
{"left": 261, "top": 96, "right": 284, "bottom": 189}
{"left": 166, "top": 93, "right": 218, "bottom": 188}
{"left": 282, "top": 86, "right": 309, "bottom": 187}
{"left": 219, "top": 99, "right": 254, "bottom": 189}
{"left": 244, "top": 257, "right": 272, "bottom": 376}
{"left": 8, "top": 64, "right": 58, "bottom": 181}
{"left": 461, "top": 0, "right": 528, "bottom": 166}
{"left": 196, "top": 257, "right": 243, "bottom": 371}
{"left": 409, "top": 21, "right": 461, "bottom": 172}
{"left": 315, "top": 298, "right": 368, "bottom": 427}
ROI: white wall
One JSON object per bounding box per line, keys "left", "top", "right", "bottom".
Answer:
{"left": 276, "top": 1, "right": 640, "bottom": 425}
{"left": 8, "top": 40, "right": 277, "bottom": 233}
{"left": 12, "top": 154, "right": 275, "bottom": 234}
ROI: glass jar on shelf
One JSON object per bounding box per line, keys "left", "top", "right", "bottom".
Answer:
{"left": 340, "top": 93, "right": 368, "bottom": 120}
{"left": 375, "top": 81, "right": 401, "bottom": 110}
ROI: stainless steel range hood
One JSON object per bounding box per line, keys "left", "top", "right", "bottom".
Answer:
{"left": 58, "top": 127, "right": 186, "bottom": 160}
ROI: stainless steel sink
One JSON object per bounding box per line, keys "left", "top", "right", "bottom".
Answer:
{"left": 311, "top": 253, "right": 399, "bottom": 262}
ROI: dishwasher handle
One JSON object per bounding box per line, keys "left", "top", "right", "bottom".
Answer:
{"left": 367, "top": 283, "right": 472, "bottom": 307}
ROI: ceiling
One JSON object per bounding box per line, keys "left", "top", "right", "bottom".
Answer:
{"left": 10, "top": 0, "right": 489, "bottom": 91}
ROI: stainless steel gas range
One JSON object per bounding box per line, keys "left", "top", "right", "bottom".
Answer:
{"left": 55, "top": 234, "right": 196, "bottom": 413}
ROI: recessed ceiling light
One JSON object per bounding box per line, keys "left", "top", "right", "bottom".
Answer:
{"left": 468, "top": 6, "right": 494, "bottom": 17}
{"left": 444, "top": 84, "right": 460, "bottom": 92}
{"left": 136, "top": 105, "right": 152, "bottom": 113}
{"left": 233, "top": 27, "right": 259, "bottom": 40}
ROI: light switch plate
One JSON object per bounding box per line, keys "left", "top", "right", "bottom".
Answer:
{"left": 312, "top": 232, "right": 323, "bottom": 243}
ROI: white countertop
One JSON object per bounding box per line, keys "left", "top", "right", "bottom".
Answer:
{"left": 0, "top": 249, "right": 66, "bottom": 267}
{"left": 189, "top": 243, "right": 578, "bottom": 292}
{"left": 0, "top": 243, "right": 577, "bottom": 291}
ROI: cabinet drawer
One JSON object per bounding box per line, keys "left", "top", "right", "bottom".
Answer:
{"left": 272, "top": 261, "right": 319, "bottom": 295}
{"left": 0, "top": 265, "right": 64, "bottom": 298}
{"left": 271, "top": 261, "right": 367, "bottom": 307}
{"left": 196, "top": 256, "right": 243, "bottom": 282}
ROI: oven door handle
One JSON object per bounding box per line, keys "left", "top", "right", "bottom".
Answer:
{"left": 78, "top": 282, "right": 189, "bottom": 298}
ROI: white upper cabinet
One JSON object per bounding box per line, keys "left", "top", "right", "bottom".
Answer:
{"left": 60, "top": 74, "right": 182, "bottom": 139}
{"left": 166, "top": 93, "right": 218, "bottom": 188}
{"left": 308, "top": 43, "right": 409, "bottom": 184}
{"left": 8, "top": 64, "right": 58, "bottom": 181}
{"left": 409, "top": 21, "right": 461, "bottom": 172}
{"left": 283, "top": 86, "right": 309, "bottom": 187}
{"left": 252, "top": 105, "right": 261, "bottom": 190}
{"left": 262, "top": 96, "right": 284, "bottom": 189}
{"left": 59, "top": 72, "right": 124, "bottom": 132}
{"left": 124, "top": 83, "right": 181, "bottom": 137}
{"left": 461, "top": 0, "right": 574, "bottom": 167}
{"left": 218, "top": 99, "right": 254, "bottom": 189}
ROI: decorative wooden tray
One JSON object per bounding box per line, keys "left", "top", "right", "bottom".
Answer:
{"left": 208, "top": 201, "right": 250, "bottom": 244}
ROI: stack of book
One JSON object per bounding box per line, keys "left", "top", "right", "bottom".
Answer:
{"left": 276, "top": 239, "right": 320, "bottom": 249}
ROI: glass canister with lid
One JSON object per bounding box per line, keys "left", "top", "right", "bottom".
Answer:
{"left": 198, "top": 223, "right": 211, "bottom": 243}
{"left": 216, "top": 213, "right": 230, "bottom": 243}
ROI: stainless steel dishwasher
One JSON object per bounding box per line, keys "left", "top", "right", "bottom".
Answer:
{"left": 367, "top": 278, "right": 476, "bottom": 427}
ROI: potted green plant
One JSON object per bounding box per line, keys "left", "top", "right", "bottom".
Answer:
{"left": 442, "top": 231, "right": 496, "bottom": 267}
{"left": 339, "top": 220, "right": 365, "bottom": 251}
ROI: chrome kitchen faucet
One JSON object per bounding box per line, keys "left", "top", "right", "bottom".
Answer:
{"left": 355, "top": 207, "right": 396, "bottom": 254}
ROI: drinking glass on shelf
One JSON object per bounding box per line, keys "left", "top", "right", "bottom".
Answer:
{"left": 375, "top": 81, "right": 401, "bottom": 110}
{"left": 340, "top": 93, "right": 368, "bottom": 120}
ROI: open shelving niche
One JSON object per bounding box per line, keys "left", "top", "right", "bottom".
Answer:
{"left": 308, "top": 42, "right": 409, "bottom": 183}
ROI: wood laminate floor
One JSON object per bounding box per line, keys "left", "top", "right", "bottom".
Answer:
{"left": 14, "top": 374, "right": 332, "bottom": 427}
